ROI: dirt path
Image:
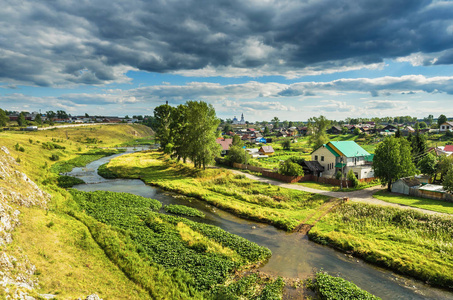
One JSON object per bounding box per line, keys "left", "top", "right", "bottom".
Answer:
{"left": 232, "top": 170, "right": 450, "bottom": 217}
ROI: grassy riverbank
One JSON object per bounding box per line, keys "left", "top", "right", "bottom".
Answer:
{"left": 103, "top": 151, "right": 334, "bottom": 231}
{"left": 373, "top": 190, "right": 453, "bottom": 215}
{"left": 69, "top": 189, "right": 276, "bottom": 299}
{"left": 309, "top": 202, "right": 453, "bottom": 289}
{"left": 1, "top": 124, "right": 163, "bottom": 298}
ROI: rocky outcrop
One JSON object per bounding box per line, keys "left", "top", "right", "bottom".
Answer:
{"left": 0, "top": 146, "right": 50, "bottom": 299}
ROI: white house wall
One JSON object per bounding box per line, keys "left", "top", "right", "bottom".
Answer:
{"left": 312, "top": 146, "right": 337, "bottom": 177}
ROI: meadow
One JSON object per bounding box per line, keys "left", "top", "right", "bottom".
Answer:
{"left": 104, "top": 151, "right": 335, "bottom": 231}
{"left": 309, "top": 202, "right": 453, "bottom": 289}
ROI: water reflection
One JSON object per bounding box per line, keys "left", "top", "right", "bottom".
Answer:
{"left": 69, "top": 152, "right": 453, "bottom": 300}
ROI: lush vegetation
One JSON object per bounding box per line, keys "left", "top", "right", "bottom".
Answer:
{"left": 164, "top": 204, "right": 205, "bottom": 218}
{"left": 56, "top": 175, "right": 85, "bottom": 188}
{"left": 373, "top": 190, "right": 453, "bottom": 214}
{"left": 51, "top": 148, "right": 125, "bottom": 174}
{"left": 1, "top": 124, "right": 159, "bottom": 298}
{"left": 309, "top": 272, "right": 380, "bottom": 300}
{"left": 296, "top": 179, "right": 381, "bottom": 192}
{"left": 103, "top": 151, "right": 333, "bottom": 231}
{"left": 69, "top": 190, "right": 272, "bottom": 297}
{"left": 309, "top": 202, "right": 453, "bottom": 288}
{"left": 98, "top": 162, "right": 118, "bottom": 178}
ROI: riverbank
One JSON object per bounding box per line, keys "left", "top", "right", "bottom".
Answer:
{"left": 103, "top": 150, "right": 453, "bottom": 291}
{"left": 103, "top": 151, "right": 335, "bottom": 231}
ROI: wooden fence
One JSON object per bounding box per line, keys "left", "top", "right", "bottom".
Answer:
{"left": 409, "top": 187, "right": 453, "bottom": 202}
{"left": 231, "top": 162, "right": 373, "bottom": 186}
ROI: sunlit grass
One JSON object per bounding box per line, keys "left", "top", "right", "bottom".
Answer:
{"left": 373, "top": 190, "right": 453, "bottom": 214}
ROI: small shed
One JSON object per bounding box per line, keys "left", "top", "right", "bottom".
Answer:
{"left": 391, "top": 177, "right": 421, "bottom": 195}
{"left": 259, "top": 146, "right": 275, "bottom": 155}
{"left": 300, "top": 161, "right": 324, "bottom": 176}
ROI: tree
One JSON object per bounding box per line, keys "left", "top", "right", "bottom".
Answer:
{"left": 278, "top": 159, "right": 304, "bottom": 176}
{"left": 353, "top": 127, "right": 361, "bottom": 135}
{"left": 263, "top": 126, "right": 270, "bottom": 135}
{"left": 0, "top": 108, "right": 8, "bottom": 127}
{"left": 288, "top": 121, "right": 293, "bottom": 128}
{"left": 223, "top": 123, "right": 232, "bottom": 133}
{"left": 225, "top": 145, "right": 248, "bottom": 165}
{"left": 443, "top": 169, "right": 453, "bottom": 194}
{"left": 307, "top": 115, "right": 330, "bottom": 149}
{"left": 17, "top": 112, "right": 26, "bottom": 127}
{"left": 411, "top": 126, "right": 427, "bottom": 164}
{"left": 395, "top": 126, "right": 401, "bottom": 138}
{"left": 153, "top": 103, "right": 175, "bottom": 150}
{"left": 170, "top": 104, "right": 189, "bottom": 161}
{"left": 271, "top": 117, "right": 280, "bottom": 129}
{"left": 232, "top": 135, "right": 243, "bottom": 147}
{"left": 419, "top": 121, "right": 427, "bottom": 129}
{"left": 341, "top": 126, "right": 348, "bottom": 135}
{"left": 373, "top": 136, "right": 417, "bottom": 191}
{"left": 347, "top": 169, "right": 359, "bottom": 187}
{"left": 35, "top": 114, "right": 42, "bottom": 125}
{"left": 437, "top": 155, "right": 453, "bottom": 182}
{"left": 282, "top": 139, "right": 291, "bottom": 150}
{"left": 424, "top": 114, "right": 434, "bottom": 126}
{"left": 418, "top": 152, "right": 438, "bottom": 182}
{"left": 56, "top": 110, "right": 68, "bottom": 119}
{"left": 46, "top": 111, "right": 56, "bottom": 122}
{"left": 185, "top": 101, "right": 220, "bottom": 169}
{"left": 438, "top": 114, "right": 447, "bottom": 128}
{"left": 282, "top": 120, "right": 289, "bottom": 129}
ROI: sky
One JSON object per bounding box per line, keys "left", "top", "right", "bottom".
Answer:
{"left": 1, "top": 0, "right": 453, "bottom": 122}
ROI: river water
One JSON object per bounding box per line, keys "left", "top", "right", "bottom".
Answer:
{"left": 68, "top": 149, "right": 453, "bottom": 299}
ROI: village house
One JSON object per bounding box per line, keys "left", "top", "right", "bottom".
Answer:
{"left": 310, "top": 141, "right": 374, "bottom": 179}
{"left": 440, "top": 121, "right": 453, "bottom": 132}
{"left": 258, "top": 145, "right": 275, "bottom": 156}
{"left": 215, "top": 138, "right": 233, "bottom": 156}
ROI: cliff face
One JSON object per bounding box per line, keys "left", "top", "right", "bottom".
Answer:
{"left": 0, "top": 146, "right": 50, "bottom": 299}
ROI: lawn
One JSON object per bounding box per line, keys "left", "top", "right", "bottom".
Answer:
{"left": 296, "top": 180, "right": 381, "bottom": 192}
{"left": 104, "top": 151, "right": 335, "bottom": 231}
{"left": 309, "top": 202, "right": 453, "bottom": 289}
{"left": 373, "top": 190, "right": 453, "bottom": 215}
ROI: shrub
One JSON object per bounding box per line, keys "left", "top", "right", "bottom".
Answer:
{"left": 311, "top": 271, "right": 380, "bottom": 300}
{"left": 347, "top": 170, "right": 359, "bottom": 187}
{"left": 49, "top": 154, "right": 60, "bottom": 161}
{"left": 56, "top": 175, "right": 85, "bottom": 188}
{"left": 278, "top": 159, "right": 304, "bottom": 176}
{"left": 164, "top": 204, "right": 205, "bottom": 218}
{"left": 335, "top": 171, "right": 343, "bottom": 180}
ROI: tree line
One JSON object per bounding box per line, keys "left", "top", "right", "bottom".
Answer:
{"left": 153, "top": 101, "right": 220, "bottom": 169}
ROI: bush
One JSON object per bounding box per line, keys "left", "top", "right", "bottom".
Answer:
{"left": 278, "top": 159, "right": 304, "bottom": 176}
{"left": 164, "top": 204, "right": 205, "bottom": 218}
{"left": 335, "top": 171, "right": 343, "bottom": 180}
{"left": 347, "top": 170, "right": 359, "bottom": 188}
{"left": 312, "top": 271, "right": 380, "bottom": 300}
{"left": 49, "top": 154, "right": 60, "bottom": 161}
{"left": 57, "top": 175, "right": 85, "bottom": 188}
{"left": 97, "top": 163, "right": 118, "bottom": 179}
{"left": 225, "top": 145, "right": 248, "bottom": 165}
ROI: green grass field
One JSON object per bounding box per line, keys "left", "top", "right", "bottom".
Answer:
{"left": 373, "top": 190, "right": 453, "bottom": 214}
{"left": 105, "top": 151, "right": 335, "bottom": 231}
{"left": 309, "top": 202, "right": 453, "bottom": 289}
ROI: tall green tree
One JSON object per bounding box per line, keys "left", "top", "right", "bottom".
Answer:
{"left": 153, "top": 103, "right": 175, "bottom": 151}
{"left": 438, "top": 114, "right": 447, "bottom": 128}
{"left": 17, "top": 112, "right": 26, "bottom": 127}
{"left": 232, "top": 135, "right": 243, "bottom": 147}
{"left": 282, "top": 120, "right": 289, "bottom": 129}
{"left": 57, "top": 110, "right": 68, "bottom": 119}
{"left": 438, "top": 155, "right": 453, "bottom": 182}
{"left": 0, "top": 108, "right": 8, "bottom": 127}
{"left": 35, "top": 114, "right": 42, "bottom": 125}
{"left": 271, "top": 117, "right": 280, "bottom": 129}
{"left": 46, "top": 111, "right": 56, "bottom": 122}
{"left": 443, "top": 169, "right": 453, "bottom": 194}
{"left": 411, "top": 125, "right": 427, "bottom": 164}
{"left": 170, "top": 104, "right": 189, "bottom": 161}
{"left": 373, "top": 136, "right": 417, "bottom": 191}
{"left": 185, "top": 101, "right": 220, "bottom": 169}
{"left": 307, "top": 115, "right": 330, "bottom": 149}
{"left": 417, "top": 152, "right": 438, "bottom": 182}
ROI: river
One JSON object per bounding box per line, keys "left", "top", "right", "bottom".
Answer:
{"left": 68, "top": 149, "right": 453, "bottom": 299}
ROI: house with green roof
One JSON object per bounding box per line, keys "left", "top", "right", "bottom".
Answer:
{"left": 311, "top": 141, "right": 374, "bottom": 179}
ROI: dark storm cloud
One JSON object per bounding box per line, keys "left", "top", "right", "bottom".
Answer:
{"left": 1, "top": 0, "right": 453, "bottom": 86}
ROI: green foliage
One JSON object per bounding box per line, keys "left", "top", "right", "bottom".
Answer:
{"left": 282, "top": 140, "right": 291, "bottom": 150}
{"left": 225, "top": 145, "right": 248, "bottom": 165}
{"left": 443, "top": 169, "right": 453, "bottom": 194}
{"left": 56, "top": 175, "right": 85, "bottom": 188}
{"left": 417, "top": 152, "right": 438, "bottom": 180}
{"left": 0, "top": 108, "right": 7, "bottom": 127}
{"left": 50, "top": 149, "right": 124, "bottom": 173}
{"left": 17, "top": 112, "right": 26, "bottom": 127}
{"left": 70, "top": 190, "right": 270, "bottom": 292}
{"left": 438, "top": 114, "right": 447, "bottom": 128}
{"left": 372, "top": 136, "right": 417, "bottom": 191}
{"left": 308, "top": 115, "right": 330, "bottom": 149}
{"left": 312, "top": 272, "right": 380, "bottom": 300}
{"left": 309, "top": 203, "right": 453, "bottom": 288}
{"left": 164, "top": 205, "right": 205, "bottom": 218}
{"left": 49, "top": 154, "right": 60, "bottom": 161}
{"left": 335, "top": 171, "right": 343, "bottom": 180}
{"left": 98, "top": 163, "right": 118, "bottom": 179}
{"left": 256, "top": 277, "right": 285, "bottom": 300}
{"left": 347, "top": 170, "right": 359, "bottom": 187}
{"left": 278, "top": 159, "right": 304, "bottom": 176}
{"left": 42, "top": 142, "right": 66, "bottom": 150}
